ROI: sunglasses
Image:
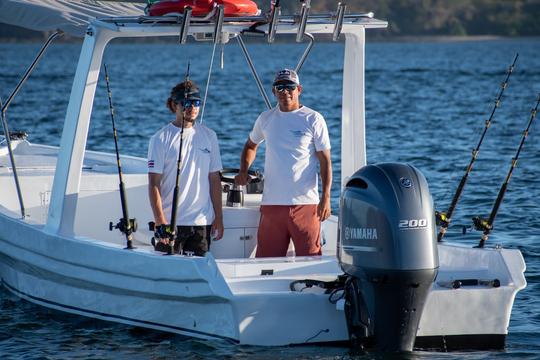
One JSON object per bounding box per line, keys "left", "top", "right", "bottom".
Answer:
{"left": 178, "top": 99, "right": 201, "bottom": 107}
{"left": 274, "top": 84, "right": 298, "bottom": 92}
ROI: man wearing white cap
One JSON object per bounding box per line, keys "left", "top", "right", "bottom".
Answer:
{"left": 235, "top": 68, "right": 332, "bottom": 257}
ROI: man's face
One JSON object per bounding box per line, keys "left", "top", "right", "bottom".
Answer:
{"left": 273, "top": 82, "right": 302, "bottom": 108}
{"left": 175, "top": 99, "right": 200, "bottom": 122}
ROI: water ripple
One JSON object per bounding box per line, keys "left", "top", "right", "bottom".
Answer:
{"left": 0, "top": 38, "right": 539, "bottom": 359}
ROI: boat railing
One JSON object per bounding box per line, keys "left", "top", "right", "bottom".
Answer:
{"left": 99, "top": 13, "right": 375, "bottom": 27}
{"left": 235, "top": 34, "right": 272, "bottom": 110}
{"left": 1, "top": 30, "right": 64, "bottom": 219}
{"left": 97, "top": 2, "right": 376, "bottom": 44}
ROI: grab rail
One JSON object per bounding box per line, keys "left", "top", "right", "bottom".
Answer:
{"left": 294, "top": 33, "right": 314, "bottom": 73}
{"left": 236, "top": 34, "right": 272, "bottom": 110}
{"left": 0, "top": 30, "right": 63, "bottom": 219}
{"left": 1, "top": 31, "right": 63, "bottom": 114}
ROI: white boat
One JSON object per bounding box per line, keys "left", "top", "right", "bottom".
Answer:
{"left": 0, "top": 1, "right": 526, "bottom": 352}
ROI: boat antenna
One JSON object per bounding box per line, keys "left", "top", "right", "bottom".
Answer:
{"left": 436, "top": 53, "right": 518, "bottom": 242}
{"left": 103, "top": 64, "right": 137, "bottom": 250}
{"left": 166, "top": 61, "right": 191, "bottom": 255}
{"left": 473, "top": 93, "right": 540, "bottom": 248}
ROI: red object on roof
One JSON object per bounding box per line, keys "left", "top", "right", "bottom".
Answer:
{"left": 147, "top": 0, "right": 260, "bottom": 17}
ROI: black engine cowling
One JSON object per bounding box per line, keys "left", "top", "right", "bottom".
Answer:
{"left": 338, "top": 163, "right": 438, "bottom": 352}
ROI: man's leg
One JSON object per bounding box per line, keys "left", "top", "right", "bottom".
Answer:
{"left": 288, "top": 204, "right": 321, "bottom": 256}
{"left": 256, "top": 205, "right": 291, "bottom": 257}
{"left": 176, "top": 225, "right": 211, "bottom": 256}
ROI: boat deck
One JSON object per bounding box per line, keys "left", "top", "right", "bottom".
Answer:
{"left": 0, "top": 140, "right": 338, "bottom": 260}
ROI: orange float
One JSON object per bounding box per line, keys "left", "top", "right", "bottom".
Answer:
{"left": 147, "top": 0, "right": 260, "bottom": 17}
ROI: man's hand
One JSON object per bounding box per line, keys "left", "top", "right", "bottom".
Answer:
{"left": 155, "top": 224, "right": 171, "bottom": 244}
{"left": 317, "top": 196, "right": 331, "bottom": 221}
{"left": 235, "top": 139, "right": 258, "bottom": 186}
{"left": 234, "top": 171, "right": 250, "bottom": 186}
{"left": 211, "top": 217, "right": 224, "bottom": 240}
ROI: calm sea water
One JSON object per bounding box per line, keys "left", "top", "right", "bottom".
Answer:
{"left": 1, "top": 37, "right": 539, "bottom": 359}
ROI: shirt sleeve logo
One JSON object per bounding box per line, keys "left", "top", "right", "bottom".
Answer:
{"left": 148, "top": 160, "right": 155, "bottom": 168}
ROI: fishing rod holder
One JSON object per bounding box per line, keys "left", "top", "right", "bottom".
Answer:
{"left": 332, "top": 2, "right": 346, "bottom": 41}
{"left": 295, "top": 0, "right": 310, "bottom": 42}
{"left": 178, "top": 6, "right": 192, "bottom": 44}
{"left": 213, "top": 4, "right": 225, "bottom": 44}
{"left": 267, "top": 0, "right": 280, "bottom": 43}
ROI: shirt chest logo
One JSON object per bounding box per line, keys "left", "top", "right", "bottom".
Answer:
{"left": 290, "top": 130, "right": 310, "bottom": 138}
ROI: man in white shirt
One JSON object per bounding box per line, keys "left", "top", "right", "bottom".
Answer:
{"left": 235, "top": 69, "right": 332, "bottom": 257}
{"left": 148, "top": 80, "right": 223, "bottom": 256}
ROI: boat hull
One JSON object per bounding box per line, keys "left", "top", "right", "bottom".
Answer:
{"left": 0, "top": 213, "right": 239, "bottom": 342}
{"left": 0, "top": 210, "right": 526, "bottom": 349}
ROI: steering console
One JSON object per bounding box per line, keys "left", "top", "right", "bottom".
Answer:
{"left": 220, "top": 168, "right": 263, "bottom": 194}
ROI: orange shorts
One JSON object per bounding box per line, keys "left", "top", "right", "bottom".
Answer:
{"left": 255, "top": 204, "right": 321, "bottom": 258}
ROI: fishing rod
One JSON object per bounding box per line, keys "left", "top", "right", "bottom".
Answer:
{"left": 103, "top": 64, "right": 137, "bottom": 250}
{"left": 165, "top": 62, "right": 191, "bottom": 255}
{"left": 436, "top": 53, "right": 519, "bottom": 242}
{"left": 473, "top": 93, "right": 540, "bottom": 248}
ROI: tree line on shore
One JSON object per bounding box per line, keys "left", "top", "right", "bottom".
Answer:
{"left": 1, "top": 0, "right": 539, "bottom": 40}
{"left": 272, "top": 0, "right": 540, "bottom": 36}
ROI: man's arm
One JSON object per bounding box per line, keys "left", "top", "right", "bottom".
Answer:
{"left": 209, "top": 171, "right": 224, "bottom": 240}
{"left": 235, "top": 138, "right": 259, "bottom": 185}
{"left": 316, "top": 149, "right": 332, "bottom": 221}
{"left": 148, "top": 173, "right": 168, "bottom": 226}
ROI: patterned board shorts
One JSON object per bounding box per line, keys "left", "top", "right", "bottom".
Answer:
{"left": 154, "top": 225, "right": 212, "bottom": 256}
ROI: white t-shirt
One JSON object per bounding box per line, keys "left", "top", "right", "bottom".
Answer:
{"left": 148, "top": 122, "right": 222, "bottom": 226}
{"left": 249, "top": 105, "right": 331, "bottom": 205}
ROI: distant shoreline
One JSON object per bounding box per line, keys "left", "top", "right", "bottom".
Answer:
{"left": 369, "top": 35, "right": 508, "bottom": 42}
{"left": 1, "top": 33, "right": 538, "bottom": 44}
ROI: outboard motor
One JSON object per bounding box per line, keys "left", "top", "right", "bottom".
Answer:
{"left": 338, "top": 163, "right": 438, "bottom": 352}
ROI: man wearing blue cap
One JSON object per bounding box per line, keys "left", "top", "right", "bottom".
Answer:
{"left": 235, "top": 69, "right": 332, "bottom": 257}
{"left": 148, "top": 80, "right": 223, "bottom": 255}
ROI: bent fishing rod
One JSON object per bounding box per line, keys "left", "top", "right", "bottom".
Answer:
{"left": 165, "top": 62, "right": 191, "bottom": 255}
{"left": 103, "top": 64, "right": 137, "bottom": 250}
{"left": 436, "top": 53, "right": 519, "bottom": 242}
{"left": 473, "top": 93, "right": 540, "bottom": 248}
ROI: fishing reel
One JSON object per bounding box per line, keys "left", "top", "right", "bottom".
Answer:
{"left": 435, "top": 210, "right": 449, "bottom": 227}
{"left": 148, "top": 221, "right": 176, "bottom": 239}
{"left": 436, "top": 210, "right": 472, "bottom": 235}
{"left": 109, "top": 217, "right": 138, "bottom": 235}
{"left": 148, "top": 222, "right": 177, "bottom": 253}
{"left": 472, "top": 216, "right": 492, "bottom": 232}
